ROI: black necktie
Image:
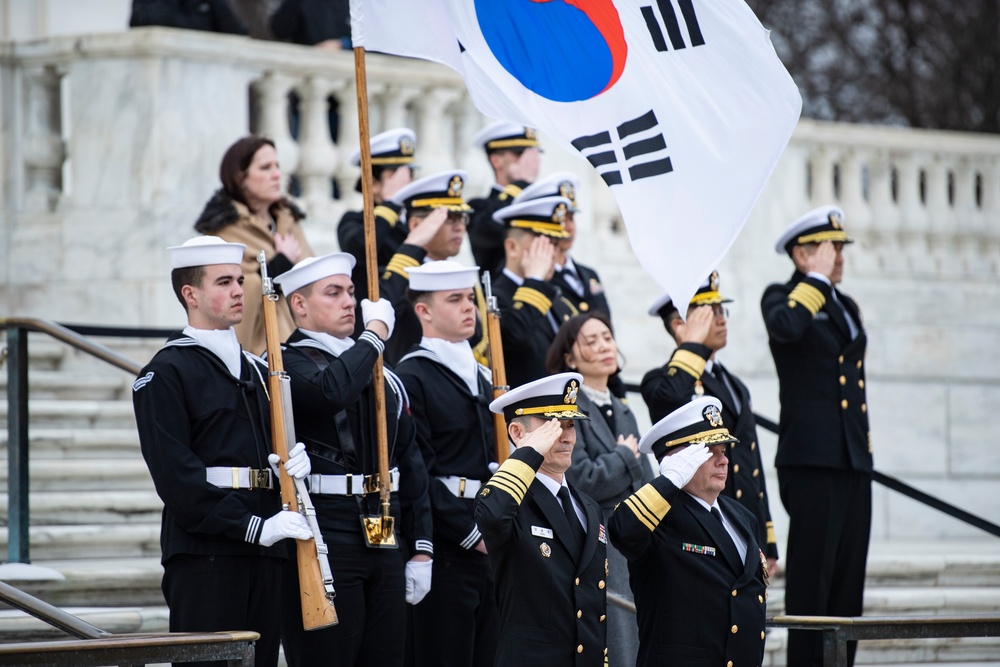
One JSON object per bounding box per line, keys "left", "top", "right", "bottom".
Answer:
{"left": 710, "top": 365, "right": 737, "bottom": 410}
{"left": 710, "top": 506, "right": 725, "bottom": 526}
{"left": 558, "top": 486, "right": 585, "bottom": 553}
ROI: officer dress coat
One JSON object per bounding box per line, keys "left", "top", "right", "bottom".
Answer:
{"left": 550, "top": 258, "right": 611, "bottom": 317}
{"left": 609, "top": 476, "right": 768, "bottom": 667}
{"left": 641, "top": 343, "right": 779, "bottom": 559}
{"left": 468, "top": 182, "right": 528, "bottom": 277}
{"left": 492, "top": 270, "right": 578, "bottom": 388}
{"left": 475, "top": 447, "right": 608, "bottom": 667}
{"left": 337, "top": 201, "right": 407, "bottom": 303}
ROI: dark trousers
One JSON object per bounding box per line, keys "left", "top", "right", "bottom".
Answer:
{"left": 409, "top": 541, "right": 500, "bottom": 667}
{"left": 162, "top": 554, "right": 282, "bottom": 667}
{"left": 282, "top": 541, "right": 406, "bottom": 667}
{"left": 779, "top": 467, "right": 872, "bottom": 667}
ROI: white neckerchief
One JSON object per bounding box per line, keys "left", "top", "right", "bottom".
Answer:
{"left": 687, "top": 494, "right": 748, "bottom": 563}
{"left": 183, "top": 326, "right": 242, "bottom": 378}
{"left": 300, "top": 329, "right": 355, "bottom": 357}
{"left": 421, "top": 337, "right": 479, "bottom": 395}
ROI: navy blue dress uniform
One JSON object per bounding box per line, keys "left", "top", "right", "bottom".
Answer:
{"left": 377, "top": 170, "right": 480, "bottom": 365}
{"left": 641, "top": 272, "right": 779, "bottom": 561}
{"left": 273, "top": 255, "right": 434, "bottom": 667}
{"left": 609, "top": 397, "right": 769, "bottom": 667}
{"left": 761, "top": 206, "right": 872, "bottom": 667}
{"left": 475, "top": 374, "right": 608, "bottom": 667}
{"left": 492, "top": 196, "right": 579, "bottom": 388}
{"left": 395, "top": 261, "right": 501, "bottom": 666}
{"left": 337, "top": 128, "right": 416, "bottom": 304}
{"left": 512, "top": 173, "right": 611, "bottom": 317}
{"left": 468, "top": 122, "right": 541, "bottom": 277}
{"left": 132, "top": 237, "right": 291, "bottom": 667}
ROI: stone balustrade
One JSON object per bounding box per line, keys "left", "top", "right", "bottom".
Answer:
{"left": 2, "top": 27, "right": 999, "bottom": 544}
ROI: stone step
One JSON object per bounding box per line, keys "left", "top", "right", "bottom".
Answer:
{"left": 0, "top": 427, "right": 139, "bottom": 458}
{"left": 0, "top": 369, "right": 131, "bottom": 400}
{"left": 5, "top": 557, "right": 164, "bottom": 608}
{"left": 1, "top": 339, "right": 67, "bottom": 372}
{"left": 0, "top": 524, "right": 160, "bottom": 560}
{"left": 0, "top": 458, "right": 152, "bottom": 491}
{"left": 0, "top": 398, "right": 136, "bottom": 429}
{"left": 763, "top": 628, "right": 1000, "bottom": 666}
{"left": 0, "top": 490, "right": 162, "bottom": 525}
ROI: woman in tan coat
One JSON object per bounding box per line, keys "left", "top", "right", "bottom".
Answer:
{"left": 194, "top": 136, "right": 313, "bottom": 354}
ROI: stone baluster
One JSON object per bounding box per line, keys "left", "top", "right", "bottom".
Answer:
{"left": 295, "top": 75, "right": 339, "bottom": 229}
{"left": 254, "top": 71, "right": 300, "bottom": 194}
{"left": 414, "top": 86, "right": 463, "bottom": 176}
{"left": 839, "top": 149, "right": 875, "bottom": 274}
{"left": 981, "top": 159, "right": 1000, "bottom": 274}
{"left": 867, "top": 150, "right": 900, "bottom": 272}
{"left": 333, "top": 79, "right": 362, "bottom": 215}
{"left": 21, "top": 65, "right": 66, "bottom": 213}
{"left": 952, "top": 159, "right": 983, "bottom": 274}
{"left": 808, "top": 147, "right": 836, "bottom": 205}
{"left": 924, "top": 156, "right": 956, "bottom": 275}
{"left": 895, "top": 153, "right": 929, "bottom": 273}
{"left": 378, "top": 84, "right": 421, "bottom": 135}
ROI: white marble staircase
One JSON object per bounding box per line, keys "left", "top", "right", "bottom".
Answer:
{"left": 0, "top": 338, "right": 998, "bottom": 665}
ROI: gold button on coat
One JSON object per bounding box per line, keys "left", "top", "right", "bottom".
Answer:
{"left": 731, "top": 625, "right": 738, "bottom": 634}
{"left": 859, "top": 379, "right": 864, "bottom": 388}
{"left": 577, "top": 610, "right": 582, "bottom": 618}
{"left": 598, "top": 580, "right": 606, "bottom": 589}
{"left": 731, "top": 590, "right": 737, "bottom": 597}
{"left": 841, "top": 399, "right": 848, "bottom": 409}
{"left": 862, "top": 403, "right": 867, "bottom": 413}
{"left": 736, "top": 489, "right": 743, "bottom": 499}
{"left": 733, "top": 464, "right": 740, "bottom": 473}
{"left": 577, "top": 645, "right": 583, "bottom": 653}
{"left": 840, "top": 375, "right": 846, "bottom": 385}
{"left": 575, "top": 578, "right": 580, "bottom": 586}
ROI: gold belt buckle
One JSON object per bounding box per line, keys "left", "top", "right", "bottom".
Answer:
{"left": 249, "top": 468, "right": 271, "bottom": 489}
{"left": 363, "top": 473, "right": 381, "bottom": 495}
{"left": 458, "top": 477, "right": 467, "bottom": 497}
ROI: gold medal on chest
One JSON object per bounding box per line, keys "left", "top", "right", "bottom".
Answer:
{"left": 539, "top": 542, "right": 552, "bottom": 558}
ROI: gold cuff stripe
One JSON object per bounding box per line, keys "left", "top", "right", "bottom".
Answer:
{"left": 797, "top": 230, "right": 852, "bottom": 245}
{"left": 668, "top": 349, "right": 707, "bottom": 379}
{"left": 488, "top": 476, "right": 527, "bottom": 504}
{"left": 766, "top": 521, "right": 777, "bottom": 545}
{"left": 662, "top": 428, "right": 734, "bottom": 448}
{"left": 623, "top": 497, "right": 658, "bottom": 532}
{"left": 634, "top": 484, "right": 671, "bottom": 522}
{"left": 374, "top": 205, "right": 399, "bottom": 227}
{"left": 513, "top": 287, "right": 552, "bottom": 314}
{"left": 789, "top": 282, "right": 826, "bottom": 315}
{"left": 370, "top": 156, "right": 415, "bottom": 165}
{"left": 384, "top": 254, "right": 421, "bottom": 278}
{"left": 487, "top": 138, "right": 540, "bottom": 150}
{"left": 485, "top": 458, "right": 535, "bottom": 504}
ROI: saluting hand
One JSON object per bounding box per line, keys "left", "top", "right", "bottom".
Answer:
{"left": 404, "top": 206, "right": 449, "bottom": 248}
{"left": 804, "top": 240, "right": 837, "bottom": 281}
{"left": 521, "top": 234, "right": 555, "bottom": 281}
{"left": 675, "top": 305, "right": 714, "bottom": 345}
{"left": 517, "top": 418, "right": 563, "bottom": 457}
{"left": 658, "top": 443, "right": 712, "bottom": 489}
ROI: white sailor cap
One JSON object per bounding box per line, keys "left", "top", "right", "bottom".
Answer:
{"left": 489, "top": 372, "right": 589, "bottom": 422}
{"left": 405, "top": 260, "right": 480, "bottom": 292}
{"left": 639, "top": 396, "right": 738, "bottom": 459}
{"left": 168, "top": 236, "right": 246, "bottom": 269}
{"left": 647, "top": 270, "right": 732, "bottom": 318}
{"left": 775, "top": 205, "right": 854, "bottom": 254}
{"left": 349, "top": 127, "right": 417, "bottom": 167}
{"left": 492, "top": 196, "right": 571, "bottom": 239}
{"left": 389, "top": 170, "right": 473, "bottom": 212}
{"left": 472, "top": 120, "right": 540, "bottom": 153}
{"left": 512, "top": 172, "right": 580, "bottom": 211}
{"left": 273, "top": 253, "right": 356, "bottom": 296}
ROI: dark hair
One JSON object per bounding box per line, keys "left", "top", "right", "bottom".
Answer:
{"left": 170, "top": 266, "right": 206, "bottom": 310}
{"left": 659, "top": 305, "right": 681, "bottom": 339}
{"left": 545, "top": 312, "right": 619, "bottom": 374}
{"left": 219, "top": 136, "right": 276, "bottom": 206}
{"left": 405, "top": 287, "right": 433, "bottom": 307}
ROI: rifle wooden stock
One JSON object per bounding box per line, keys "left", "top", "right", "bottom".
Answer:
{"left": 260, "top": 254, "right": 338, "bottom": 631}
{"left": 482, "top": 272, "right": 509, "bottom": 464}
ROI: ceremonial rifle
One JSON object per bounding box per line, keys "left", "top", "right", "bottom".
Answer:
{"left": 482, "top": 271, "right": 510, "bottom": 464}
{"left": 259, "top": 252, "right": 339, "bottom": 630}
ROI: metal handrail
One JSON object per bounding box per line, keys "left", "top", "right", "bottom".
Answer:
{"left": 0, "top": 317, "right": 152, "bottom": 376}
{"left": 0, "top": 580, "right": 109, "bottom": 639}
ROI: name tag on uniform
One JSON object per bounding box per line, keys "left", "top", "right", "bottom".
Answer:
{"left": 814, "top": 312, "right": 830, "bottom": 320}
{"left": 682, "top": 542, "right": 716, "bottom": 557}
{"left": 531, "top": 526, "right": 554, "bottom": 539}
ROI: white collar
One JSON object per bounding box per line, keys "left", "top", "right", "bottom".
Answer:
{"left": 420, "top": 337, "right": 480, "bottom": 395}
{"left": 502, "top": 267, "right": 524, "bottom": 286}
{"left": 535, "top": 470, "right": 568, "bottom": 498}
{"left": 182, "top": 326, "right": 242, "bottom": 378}
{"left": 300, "top": 329, "right": 355, "bottom": 357}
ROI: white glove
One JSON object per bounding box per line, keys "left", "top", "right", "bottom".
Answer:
{"left": 259, "top": 510, "right": 312, "bottom": 547}
{"left": 658, "top": 443, "right": 712, "bottom": 489}
{"left": 361, "top": 298, "right": 395, "bottom": 339}
{"left": 405, "top": 558, "right": 433, "bottom": 605}
{"left": 267, "top": 442, "right": 311, "bottom": 480}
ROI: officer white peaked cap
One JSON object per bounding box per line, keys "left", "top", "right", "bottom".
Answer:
{"left": 774, "top": 204, "right": 853, "bottom": 254}
{"left": 273, "top": 253, "right": 357, "bottom": 296}
{"left": 405, "top": 260, "right": 480, "bottom": 292}
{"left": 349, "top": 127, "right": 417, "bottom": 167}
{"left": 647, "top": 292, "right": 674, "bottom": 317}
{"left": 471, "top": 120, "right": 540, "bottom": 151}
{"left": 513, "top": 171, "right": 581, "bottom": 210}
{"left": 168, "top": 236, "right": 246, "bottom": 269}
{"left": 489, "top": 372, "right": 589, "bottom": 421}
{"left": 646, "top": 270, "right": 731, "bottom": 318}
{"left": 389, "top": 170, "right": 472, "bottom": 212}
{"left": 639, "top": 396, "right": 738, "bottom": 457}
{"left": 492, "top": 196, "right": 572, "bottom": 239}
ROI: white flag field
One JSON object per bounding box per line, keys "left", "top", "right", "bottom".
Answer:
{"left": 350, "top": 0, "right": 802, "bottom": 310}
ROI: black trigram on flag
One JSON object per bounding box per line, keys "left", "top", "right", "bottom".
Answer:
{"left": 571, "top": 110, "right": 673, "bottom": 187}
{"left": 641, "top": 0, "right": 706, "bottom": 52}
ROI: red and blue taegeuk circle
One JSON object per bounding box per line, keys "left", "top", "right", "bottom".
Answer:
{"left": 474, "top": 0, "right": 627, "bottom": 103}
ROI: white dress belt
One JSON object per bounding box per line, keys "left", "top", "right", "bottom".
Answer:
{"left": 437, "top": 475, "right": 483, "bottom": 498}
{"left": 308, "top": 468, "right": 400, "bottom": 495}
{"left": 205, "top": 467, "right": 273, "bottom": 490}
